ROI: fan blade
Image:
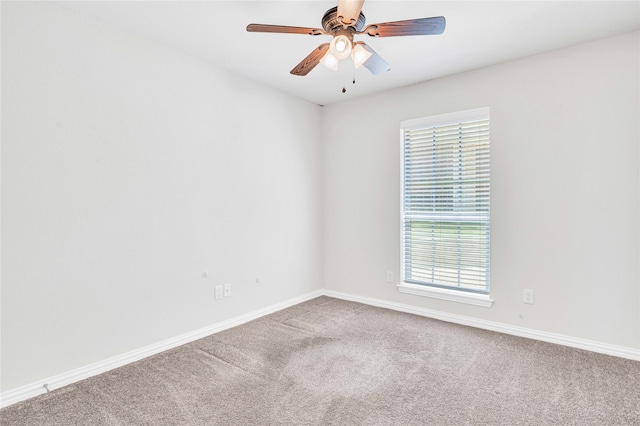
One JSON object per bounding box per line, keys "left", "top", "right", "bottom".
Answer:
{"left": 246, "top": 24, "right": 324, "bottom": 36}
{"left": 337, "top": 0, "right": 365, "bottom": 25}
{"left": 356, "top": 42, "right": 390, "bottom": 75}
{"left": 360, "top": 16, "right": 445, "bottom": 37}
{"left": 290, "top": 43, "right": 330, "bottom": 76}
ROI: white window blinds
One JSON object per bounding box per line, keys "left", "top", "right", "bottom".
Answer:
{"left": 401, "top": 108, "right": 490, "bottom": 294}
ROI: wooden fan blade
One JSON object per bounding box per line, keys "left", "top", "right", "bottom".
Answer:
{"left": 356, "top": 42, "right": 390, "bottom": 75}
{"left": 337, "top": 0, "right": 365, "bottom": 25}
{"left": 361, "top": 16, "right": 446, "bottom": 37}
{"left": 290, "top": 43, "right": 330, "bottom": 76}
{"left": 246, "top": 24, "right": 325, "bottom": 36}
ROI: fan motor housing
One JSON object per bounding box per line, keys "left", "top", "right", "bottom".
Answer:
{"left": 322, "top": 6, "right": 366, "bottom": 33}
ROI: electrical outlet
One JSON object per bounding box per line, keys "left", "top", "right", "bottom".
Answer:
{"left": 523, "top": 289, "right": 534, "bottom": 304}
{"left": 223, "top": 283, "right": 231, "bottom": 298}
{"left": 386, "top": 271, "right": 394, "bottom": 283}
{"left": 215, "top": 285, "right": 223, "bottom": 300}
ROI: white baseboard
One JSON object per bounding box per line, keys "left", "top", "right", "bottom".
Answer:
{"left": 323, "top": 289, "right": 640, "bottom": 362}
{"left": 3, "top": 288, "right": 638, "bottom": 409}
{"left": 0, "top": 290, "right": 324, "bottom": 409}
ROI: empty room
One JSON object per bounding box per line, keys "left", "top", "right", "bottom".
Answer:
{"left": 1, "top": 1, "right": 639, "bottom": 424}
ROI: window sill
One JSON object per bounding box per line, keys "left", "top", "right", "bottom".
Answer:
{"left": 397, "top": 283, "right": 494, "bottom": 307}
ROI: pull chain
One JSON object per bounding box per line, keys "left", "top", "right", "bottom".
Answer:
{"left": 339, "top": 57, "right": 357, "bottom": 93}
{"left": 341, "top": 60, "right": 347, "bottom": 93}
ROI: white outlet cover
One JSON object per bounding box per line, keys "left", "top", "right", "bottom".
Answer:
{"left": 223, "top": 283, "right": 231, "bottom": 297}
{"left": 215, "top": 285, "right": 223, "bottom": 300}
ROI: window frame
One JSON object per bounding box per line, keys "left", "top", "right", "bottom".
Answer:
{"left": 399, "top": 108, "right": 493, "bottom": 307}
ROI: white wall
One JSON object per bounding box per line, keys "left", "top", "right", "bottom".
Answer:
{"left": 322, "top": 31, "right": 640, "bottom": 350}
{"left": 1, "top": 2, "right": 323, "bottom": 392}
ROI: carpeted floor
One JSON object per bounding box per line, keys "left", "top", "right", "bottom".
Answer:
{"left": 2, "top": 296, "right": 639, "bottom": 425}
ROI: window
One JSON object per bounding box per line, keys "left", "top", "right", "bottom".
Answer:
{"left": 400, "top": 108, "right": 492, "bottom": 306}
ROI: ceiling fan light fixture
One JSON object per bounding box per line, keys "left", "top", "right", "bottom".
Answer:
{"left": 320, "top": 52, "right": 340, "bottom": 71}
{"left": 352, "top": 43, "right": 372, "bottom": 68}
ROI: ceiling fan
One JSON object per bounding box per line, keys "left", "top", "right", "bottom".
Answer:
{"left": 247, "top": 0, "right": 446, "bottom": 77}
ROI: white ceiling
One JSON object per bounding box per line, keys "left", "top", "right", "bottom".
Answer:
{"left": 61, "top": 1, "right": 639, "bottom": 106}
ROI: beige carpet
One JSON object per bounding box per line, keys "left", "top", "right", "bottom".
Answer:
{"left": 2, "top": 296, "right": 639, "bottom": 425}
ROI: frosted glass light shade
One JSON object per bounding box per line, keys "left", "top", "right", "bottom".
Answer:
{"left": 320, "top": 52, "right": 340, "bottom": 71}
{"left": 330, "top": 35, "right": 352, "bottom": 60}
{"left": 352, "top": 44, "right": 372, "bottom": 68}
